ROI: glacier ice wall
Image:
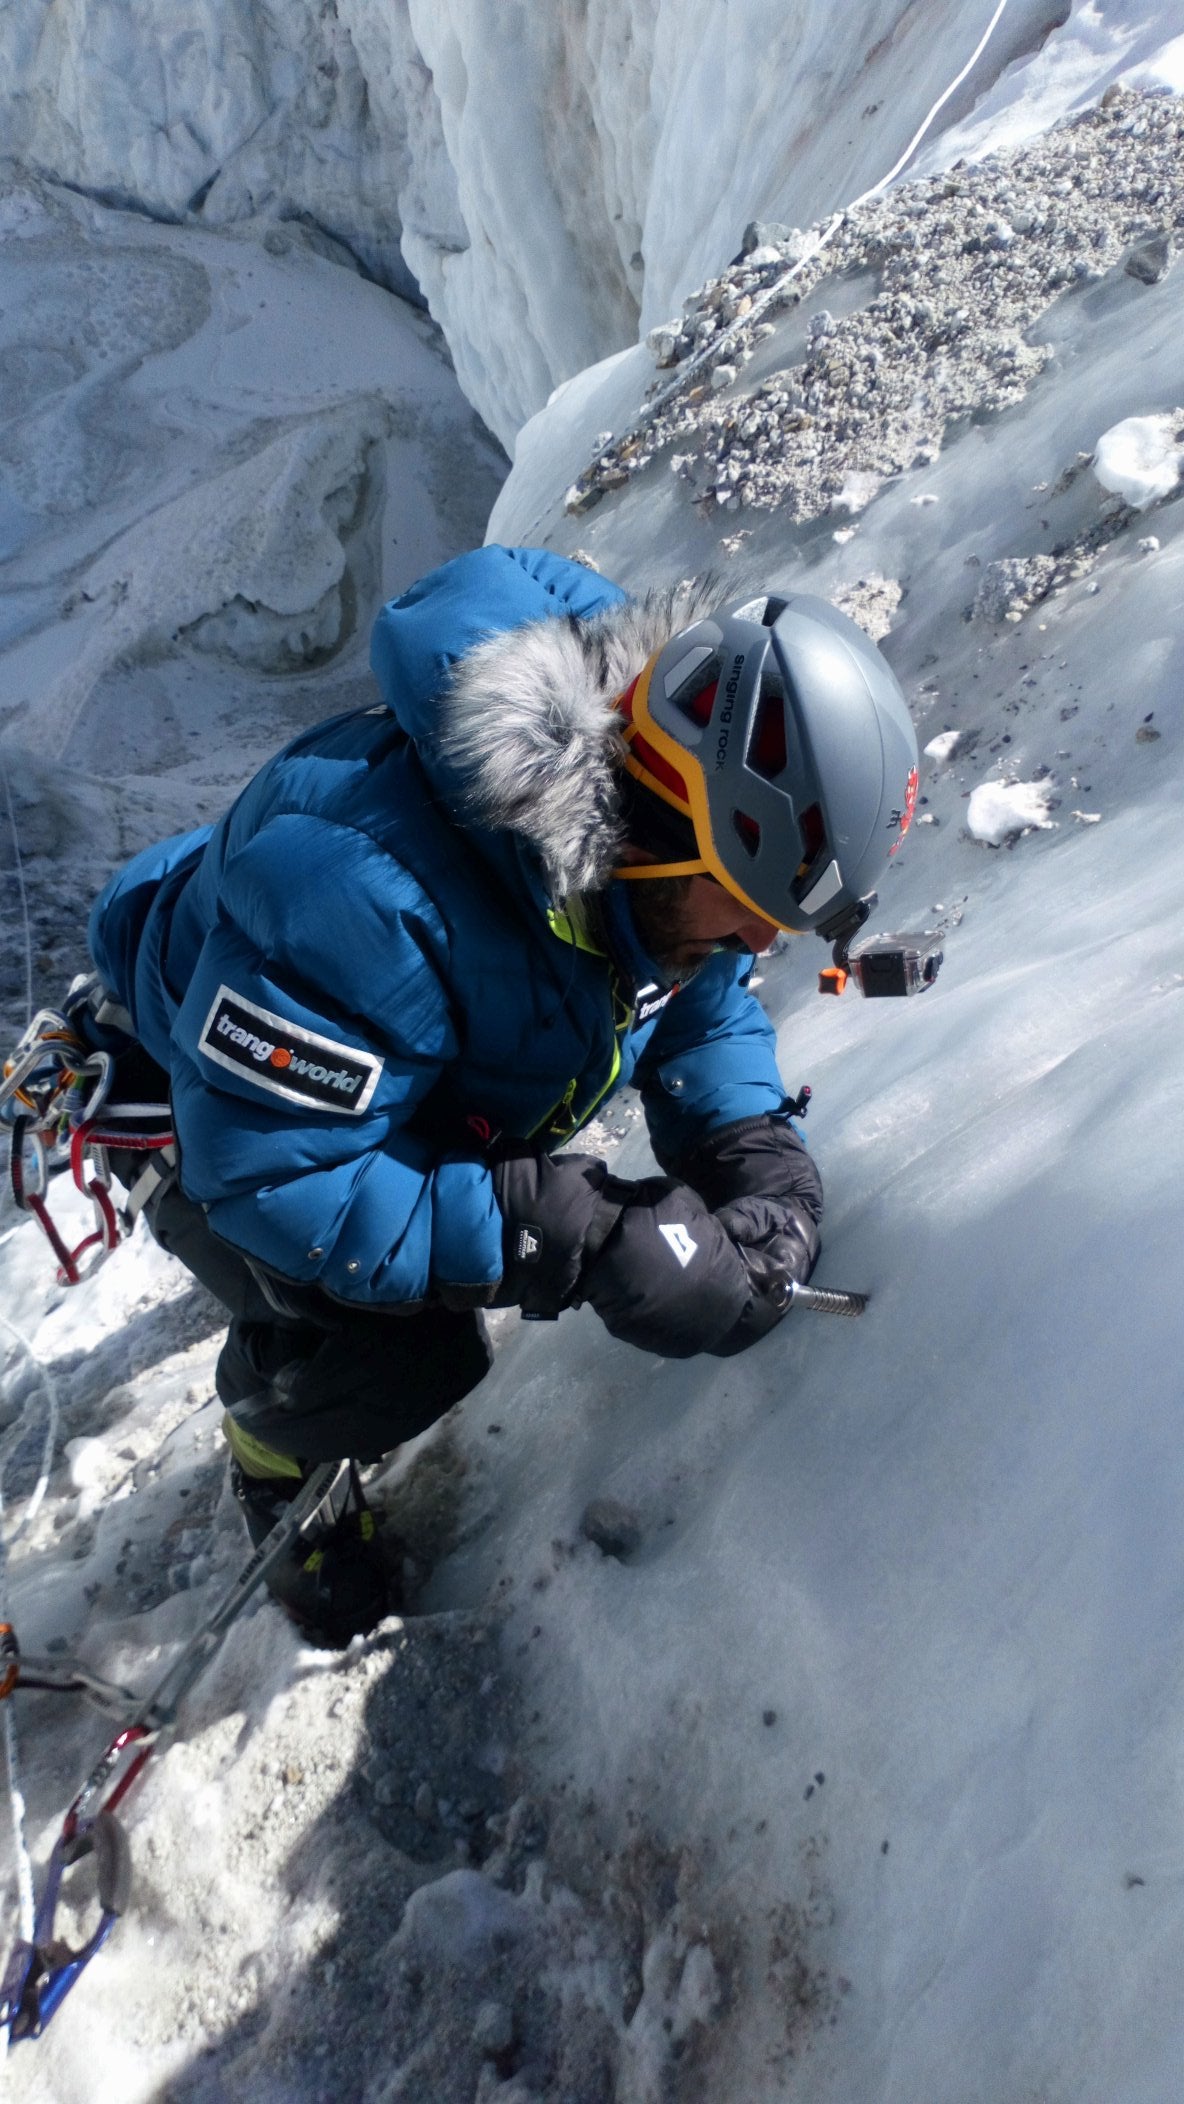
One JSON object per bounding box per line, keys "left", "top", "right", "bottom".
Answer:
{"left": 0, "top": 0, "right": 1073, "bottom": 448}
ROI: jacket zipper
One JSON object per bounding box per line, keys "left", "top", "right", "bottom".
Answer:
{"left": 532, "top": 979, "right": 634, "bottom": 1141}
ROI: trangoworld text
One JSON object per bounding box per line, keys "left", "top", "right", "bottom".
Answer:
{"left": 198, "top": 987, "right": 383, "bottom": 1114}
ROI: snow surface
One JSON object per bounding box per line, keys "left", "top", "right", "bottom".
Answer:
{"left": 3, "top": 6, "right": 1184, "bottom": 2102}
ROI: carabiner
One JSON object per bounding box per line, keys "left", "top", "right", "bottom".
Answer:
{"left": 1, "top": 1720, "right": 150, "bottom": 2042}
{"left": 66, "top": 1050, "right": 114, "bottom": 1131}
{"left": 0, "top": 1624, "right": 18, "bottom": 1700}
{"left": 68, "top": 1122, "right": 122, "bottom": 1272}
{"left": 0, "top": 1812, "right": 132, "bottom": 2041}
{"left": 0, "top": 1627, "right": 139, "bottom": 1715}
{"left": 8, "top": 1120, "right": 50, "bottom": 1205}
{"left": 8, "top": 1116, "right": 81, "bottom": 1281}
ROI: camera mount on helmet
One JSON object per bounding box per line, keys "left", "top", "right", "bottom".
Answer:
{"left": 817, "top": 893, "right": 944, "bottom": 998}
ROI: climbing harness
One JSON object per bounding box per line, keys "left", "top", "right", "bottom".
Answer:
{"left": 0, "top": 1459, "right": 348, "bottom": 2043}
{"left": 0, "top": 979, "right": 174, "bottom": 1286}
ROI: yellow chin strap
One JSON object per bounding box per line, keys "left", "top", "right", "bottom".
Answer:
{"left": 612, "top": 856, "right": 709, "bottom": 882}
{"left": 613, "top": 656, "right": 800, "bottom": 930}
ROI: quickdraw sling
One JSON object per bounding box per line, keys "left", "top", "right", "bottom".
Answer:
{"left": 0, "top": 977, "right": 174, "bottom": 1285}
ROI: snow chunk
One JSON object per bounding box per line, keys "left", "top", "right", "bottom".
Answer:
{"left": 967, "top": 779, "right": 1057, "bottom": 845}
{"left": 925, "top": 730, "right": 961, "bottom": 761}
{"left": 832, "top": 470, "right": 882, "bottom": 514}
{"left": 1093, "top": 413, "right": 1184, "bottom": 510}
{"left": 65, "top": 1435, "right": 109, "bottom": 1494}
{"left": 646, "top": 321, "right": 682, "bottom": 367}
{"left": 394, "top": 1868, "right": 528, "bottom": 1964}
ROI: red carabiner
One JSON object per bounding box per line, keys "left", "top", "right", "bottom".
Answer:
{"left": 64, "top": 1120, "right": 123, "bottom": 1278}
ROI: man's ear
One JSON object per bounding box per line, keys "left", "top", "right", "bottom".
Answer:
{"left": 615, "top": 843, "right": 659, "bottom": 868}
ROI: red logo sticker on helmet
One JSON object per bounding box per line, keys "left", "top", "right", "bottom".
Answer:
{"left": 889, "top": 766, "right": 919, "bottom": 855}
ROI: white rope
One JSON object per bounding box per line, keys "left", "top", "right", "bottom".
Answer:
{"left": 0, "top": 1312, "right": 62, "bottom": 1991}
{"left": 848, "top": 0, "right": 1014, "bottom": 214}
{"left": 0, "top": 1313, "right": 60, "bottom": 1544}
{"left": 568, "top": 0, "right": 1014, "bottom": 488}
{"left": 0, "top": 1709, "right": 33, "bottom": 1948}
{"left": 0, "top": 755, "right": 34, "bottom": 1024}
{"left": 0, "top": 563, "right": 49, "bottom": 2034}
{"left": 0, "top": 740, "right": 104, "bottom": 2002}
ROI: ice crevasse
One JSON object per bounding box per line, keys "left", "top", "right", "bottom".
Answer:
{"left": 0, "top": 0, "right": 1085, "bottom": 448}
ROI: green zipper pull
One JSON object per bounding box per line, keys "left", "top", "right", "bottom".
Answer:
{"left": 546, "top": 1078, "right": 579, "bottom": 1138}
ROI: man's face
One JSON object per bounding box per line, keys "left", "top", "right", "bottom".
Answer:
{"left": 626, "top": 870, "right": 781, "bottom": 980}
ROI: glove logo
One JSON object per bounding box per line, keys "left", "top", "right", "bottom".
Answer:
{"left": 515, "top": 1227, "right": 542, "bottom": 1262}
{"left": 659, "top": 1222, "right": 698, "bottom": 1268}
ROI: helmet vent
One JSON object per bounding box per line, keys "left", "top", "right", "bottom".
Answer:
{"left": 732, "top": 809, "right": 762, "bottom": 859}
{"left": 684, "top": 682, "right": 717, "bottom": 728}
{"left": 799, "top": 802, "right": 825, "bottom": 857}
{"left": 794, "top": 803, "right": 827, "bottom": 888}
{"left": 731, "top": 595, "right": 788, "bottom": 627}
{"left": 663, "top": 646, "right": 720, "bottom": 736}
{"left": 748, "top": 683, "right": 788, "bottom": 781}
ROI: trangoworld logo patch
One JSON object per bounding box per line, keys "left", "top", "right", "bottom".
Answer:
{"left": 199, "top": 987, "right": 383, "bottom": 1115}
{"left": 635, "top": 982, "right": 674, "bottom": 1024}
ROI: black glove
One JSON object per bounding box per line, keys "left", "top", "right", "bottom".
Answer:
{"left": 492, "top": 1146, "right": 752, "bottom": 1356}
{"left": 578, "top": 1175, "right": 754, "bottom": 1358}
{"left": 659, "top": 1114, "right": 824, "bottom": 1356}
{"left": 490, "top": 1147, "right": 622, "bottom": 1319}
{"left": 493, "top": 1117, "right": 822, "bottom": 1359}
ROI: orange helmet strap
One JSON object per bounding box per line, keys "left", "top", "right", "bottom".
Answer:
{"left": 623, "top": 657, "right": 799, "bottom": 930}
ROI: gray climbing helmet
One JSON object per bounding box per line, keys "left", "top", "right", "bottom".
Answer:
{"left": 617, "top": 590, "right": 919, "bottom": 935}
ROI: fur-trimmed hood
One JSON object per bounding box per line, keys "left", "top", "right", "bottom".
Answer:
{"left": 435, "top": 579, "right": 719, "bottom": 900}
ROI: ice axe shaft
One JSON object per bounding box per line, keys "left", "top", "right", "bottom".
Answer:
{"left": 788, "top": 1280, "right": 867, "bottom": 1317}
{"left": 138, "top": 1457, "right": 348, "bottom": 1731}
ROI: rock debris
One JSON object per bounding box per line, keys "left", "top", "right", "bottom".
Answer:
{"left": 567, "top": 90, "right": 1184, "bottom": 525}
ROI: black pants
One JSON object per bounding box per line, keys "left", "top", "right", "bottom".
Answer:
{"left": 135, "top": 1172, "right": 492, "bottom": 1465}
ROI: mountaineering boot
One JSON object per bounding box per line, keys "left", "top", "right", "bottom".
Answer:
{"left": 226, "top": 1428, "right": 399, "bottom": 1645}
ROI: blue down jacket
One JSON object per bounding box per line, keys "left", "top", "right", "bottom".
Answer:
{"left": 88, "top": 546, "right": 789, "bottom": 1308}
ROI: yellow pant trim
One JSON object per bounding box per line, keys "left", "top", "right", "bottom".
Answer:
{"left": 221, "top": 1413, "right": 304, "bottom": 1482}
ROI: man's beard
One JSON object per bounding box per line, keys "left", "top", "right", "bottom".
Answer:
{"left": 624, "top": 874, "right": 706, "bottom": 983}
